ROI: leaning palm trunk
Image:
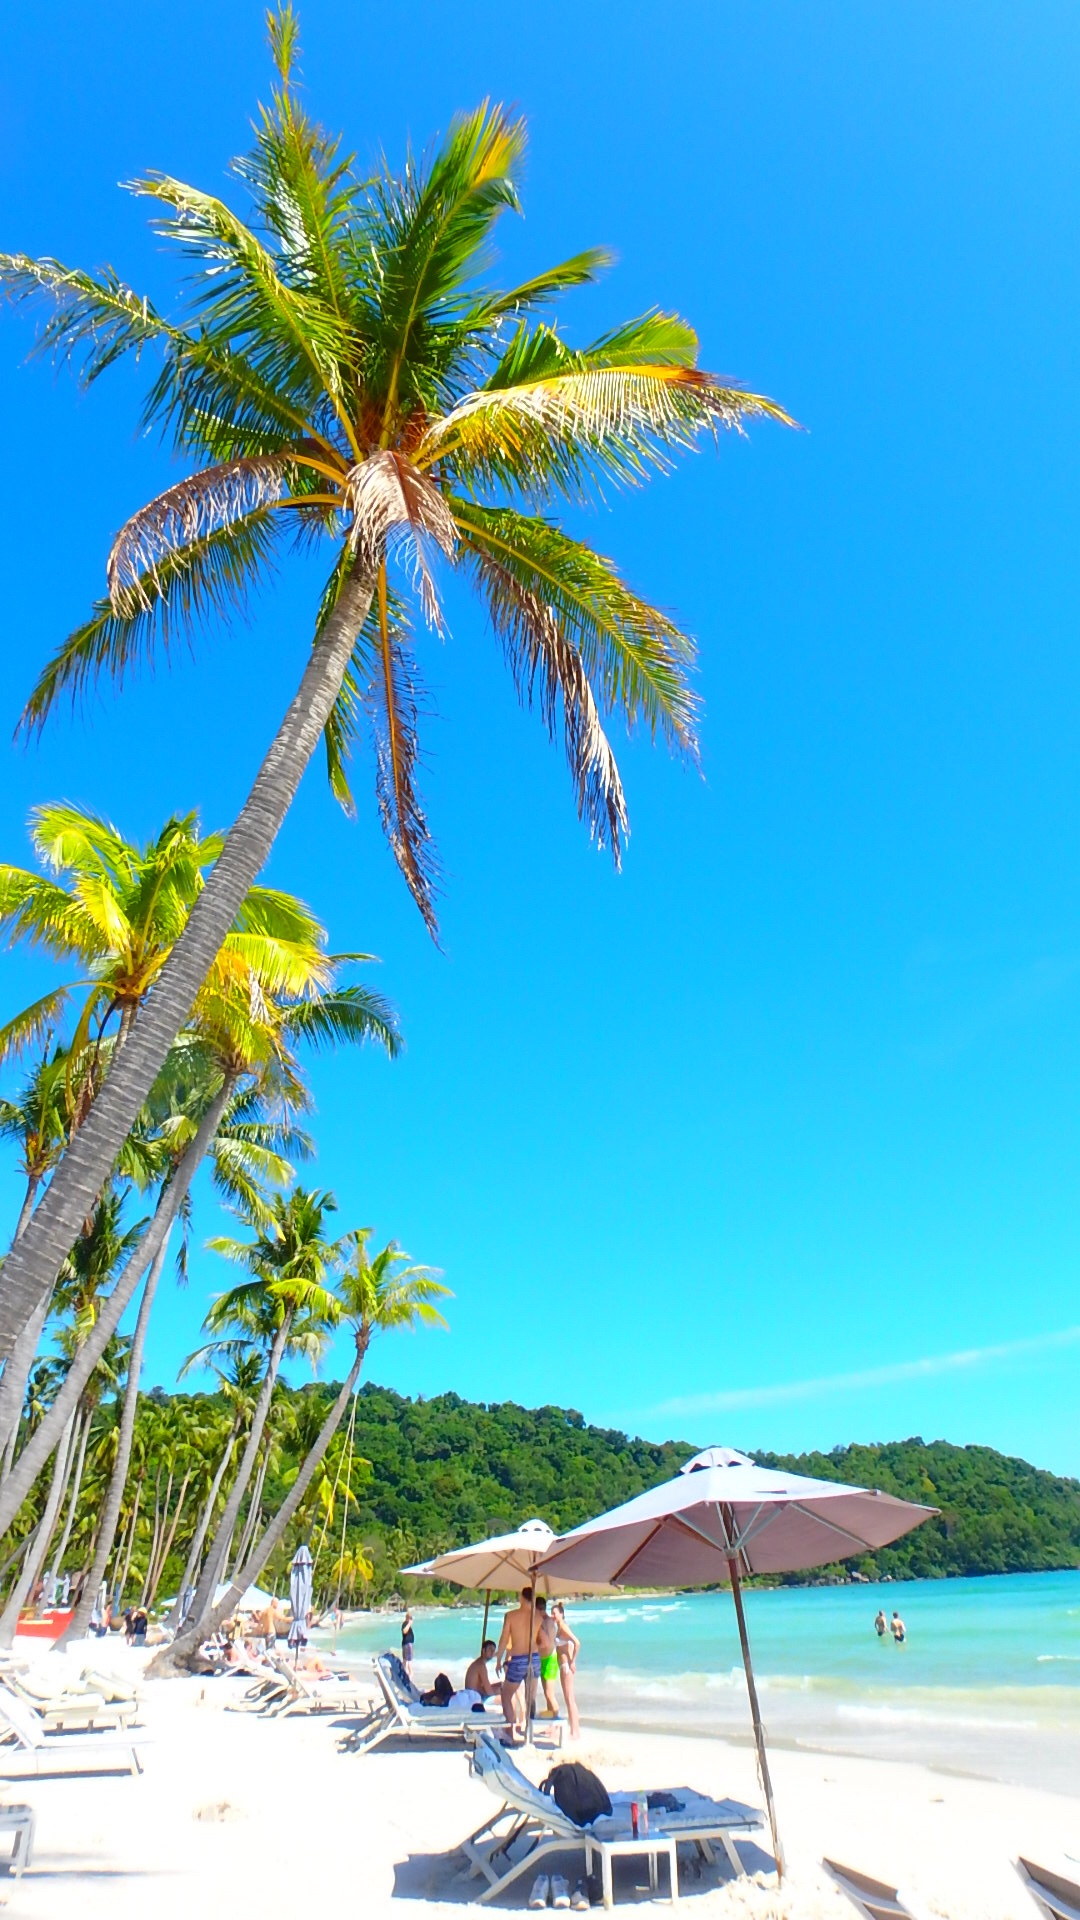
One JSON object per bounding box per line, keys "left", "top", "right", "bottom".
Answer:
{"left": 0, "top": 1412, "right": 75, "bottom": 1645}
{"left": 0, "top": 1080, "right": 234, "bottom": 1535}
{"left": 156, "top": 1338, "right": 366, "bottom": 1675}
{"left": 179, "top": 1316, "right": 293, "bottom": 1643}
{"left": 230, "top": 1440, "right": 270, "bottom": 1577}
{"left": 163, "top": 1424, "right": 240, "bottom": 1632}
{"left": 114, "top": 1478, "right": 142, "bottom": 1608}
{"left": 0, "top": 570, "right": 376, "bottom": 1362}
{"left": 51, "top": 1404, "right": 91, "bottom": 1573}
{"left": 58, "top": 1228, "right": 173, "bottom": 1645}
{"left": 0, "top": 1179, "right": 51, "bottom": 1471}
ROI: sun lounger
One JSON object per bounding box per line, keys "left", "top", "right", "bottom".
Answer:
{"left": 1017, "top": 1860, "right": 1080, "bottom": 1920}
{"left": 824, "top": 1861, "right": 914, "bottom": 1920}
{"left": 342, "top": 1652, "right": 529, "bottom": 1755}
{"left": 460, "top": 1728, "right": 764, "bottom": 1908}
{"left": 269, "top": 1656, "right": 377, "bottom": 1719}
{"left": 0, "top": 1688, "right": 149, "bottom": 1777}
{"left": 0, "top": 1803, "right": 35, "bottom": 1877}
{"left": 6, "top": 1670, "right": 139, "bottom": 1731}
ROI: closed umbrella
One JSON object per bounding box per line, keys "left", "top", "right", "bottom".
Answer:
{"left": 535, "top": 1446, "right": 936, "bottom": 1875}
{"left": 288, "top": 1544, "right": 314, "bottom": 1655}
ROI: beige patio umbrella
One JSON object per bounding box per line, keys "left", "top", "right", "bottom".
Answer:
{"left": 534, "top": 1446, "right": 937, "bottom": 1875}
{"left": 404, "top": 1520, "right": 616, "bottom": 1738}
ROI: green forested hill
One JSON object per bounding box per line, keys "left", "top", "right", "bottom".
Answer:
{"left": 249, "top": 1382, "right": 1080, "bottom": 1594}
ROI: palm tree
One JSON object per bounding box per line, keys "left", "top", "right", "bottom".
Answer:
{"left": 58, "top": 1086, "right": 305, "bottom": 1644}
{"left": 0, "top": 4, "right": 792, "bottom": 1361}
{"left": 0, "top": 1047, "right": 73, "bottom": 1473}
{"left": 176, "top": 1186, "right": 343, "bottom": 1641}
{"left": 159, "top": 1229, "right": 448, "bottom": 1671}
{"left": 0, "top": 834, "right": 398, "bottom": 1537}
{"left": 164, "top": 1354, "right": 262, "bottom": 1631}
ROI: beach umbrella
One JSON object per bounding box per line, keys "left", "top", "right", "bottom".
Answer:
{"left": 213, "top": 1581, "right": 277, "bottom": 1613}
{"left": 288, "top": 1544, "right": 314, "bottom": 1654}
{"left": 534, "top": 1446, "right": 937, "bottom": 1875}
{"left": 405, "top": 1519, "right": 615, "bottom": 1647}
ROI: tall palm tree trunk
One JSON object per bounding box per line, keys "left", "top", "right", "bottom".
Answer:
{"left": 0, "top": 569, "right": 376, "bottom": 1362}
{"left": 115, "top": 1468, "right": 147, "bottom": 1610}
{"left": 0, "top": 1412, "right": 76, "bottom": 1645}
{"left": 180, "top": 1315, "right": 293, "bottom": 1642}
{"left": 0, "top": 1177, "right": 49, "bottom": 1472}
{"left": 51, "top": 1404, "right": 92, "bottom": 1573}
{"left": 0, "top": 1078, "right": 235, "bottom": 1534}
{"left": 156, "top": 1338, "right": 365, "bottom": 1676}
{"left": 230, "top": 1440, "right": 270, "bottom": 1577}
{"left": 57, "top": 1228, "right": 173, "bottom": 1646}
{"left": 140, "top": 1468, "right": 164, "bottom": 1607}
{"left": 147, "top": 1469, "right": 191, "bottom": 1609}
{"left": 163, "top": 1424, "right": 239, "bottom": 1632}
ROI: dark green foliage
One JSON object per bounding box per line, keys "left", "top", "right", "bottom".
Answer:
{"left": 759, "top": 1439, "right": 1080, "bottom": 1581}
{"left": 153, "top": 1384, "right": 1080, "bottom": 1598}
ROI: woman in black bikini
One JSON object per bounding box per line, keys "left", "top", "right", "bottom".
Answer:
{"left": 401, "top": 1609, "right": 415, "bottom": 1677}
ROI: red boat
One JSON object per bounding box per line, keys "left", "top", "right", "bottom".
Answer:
{"left": 14, "top": 1609, "right": 73, "bottom": 1642}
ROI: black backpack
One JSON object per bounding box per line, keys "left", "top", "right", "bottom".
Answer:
{"left": 540, "top": 1761, "right": 613, "bottom": 1827}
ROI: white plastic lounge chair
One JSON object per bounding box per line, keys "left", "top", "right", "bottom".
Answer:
{"left": 460, "top": 1729, "right": 764, "bottom": 1908}
{"left": 343, "top": 1652, "right": 525, "bottom": 1755}
{"left": 6, "top": 1670, "right": 138, "bottom": 1731}
{"left": 0, "top": 1689, "right": 148, "bottom": 1777}
{"left": 0, "top": 1803, "right": 35, "bottom": 1877}
{"left": 270, "top": 1657, "right": 377, "bottom": 1719}
{"left": 1017, "top": 1860, "right": 1080, "bottom": 1920}
{"left": 824, "top": 1861, "right": 914, "bottom": 1920}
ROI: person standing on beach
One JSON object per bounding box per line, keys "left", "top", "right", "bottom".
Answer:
{"left": 496, "top": 1587, "right": 542, "bottom": 1735}
{"left": 401, "top": 1608, "right": 415, "bottom": 1677}
{"left": 536, "top": 1597, "right": 561, "bottom": 1717}
{"left": 890, "top": 1610, "right": 906, "bottom": 1645}
{"left": 551, "top": 1602, "right": 581, "bottom": 1740}
{"left": 874, "top": 1609, "right": 887, "bottom": 1637}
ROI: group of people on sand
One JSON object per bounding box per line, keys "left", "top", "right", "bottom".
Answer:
{"left": 401, "top": 1588, "right": 582, "bottom": 1740}
{"left": 874, "top": 1607, "right": 906, "bottom": 1644}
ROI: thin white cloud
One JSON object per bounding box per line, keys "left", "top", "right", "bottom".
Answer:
{"left": 647, "top": 1324, "right": 1080, "bottom": 1422}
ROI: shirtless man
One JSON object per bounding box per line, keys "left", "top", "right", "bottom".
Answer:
{"left": 464, "top": 1640, "right": 499, "bottom": 1700}
{"left": 536, "top": 1597, "right": 561, "bottom": 1717}
{"left": 496, "top": 1588, "right": 542, "bottom": 1733}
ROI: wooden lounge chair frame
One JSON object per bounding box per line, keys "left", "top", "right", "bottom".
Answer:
{"left": 0, "top": 1803, "right": 35, "bottom": 1877}
{"left": 1017, "top": 1859, "right": 1080, "bottom": 1920}
{"left": 0, "top": 1688, "right": 148, "bottom": 1777}
{"left": 460, "top": 1729, "right": 764, "bottom": 1908}
{"left": 824, "top": 1860, "right": 914, "bottom": 1920}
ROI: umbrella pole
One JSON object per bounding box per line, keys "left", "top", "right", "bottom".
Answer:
{"left": 525, "top": 1584, "right": 537, "bottom": 1746}
{"left": 480, "top": 1591, "right": 491, "bottom": 1654}
{"left": 728, "top": 1559, "right": 785, "bottom": 1882}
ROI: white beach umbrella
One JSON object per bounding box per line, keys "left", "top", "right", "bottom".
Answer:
{"left": 288, "top": 1544, "right": 314, "bottom": 1653}
{"left": 535, "top": 1447, "right": 937, "bottom": 1875}
{"left": 213, "top": 1581, "right": 276, "bottom": 1614}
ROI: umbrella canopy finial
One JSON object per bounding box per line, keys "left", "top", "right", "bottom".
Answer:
{"left": 680, "top": 1446, "right": 756, "bottom": 1473}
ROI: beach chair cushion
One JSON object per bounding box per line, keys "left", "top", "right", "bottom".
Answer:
{"left": 379, "top": 1650, "right": 422, "bottom": 1703}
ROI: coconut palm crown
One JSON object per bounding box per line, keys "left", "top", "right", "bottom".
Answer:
{"left": 2, "top": 7, "right": 791, "bottom": 940}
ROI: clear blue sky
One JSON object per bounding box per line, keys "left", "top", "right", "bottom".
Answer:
{"left": 2, "top": 3, "right": 1079, "bottom": 1475}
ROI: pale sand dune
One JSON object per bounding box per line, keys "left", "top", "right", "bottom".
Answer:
{"left": 2, "top": 1651, "right": 1078, "bottom": 1918}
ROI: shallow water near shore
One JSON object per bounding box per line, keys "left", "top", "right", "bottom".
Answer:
{"left": 333, "top": 1569, "right": 1080, "bottom": 1795}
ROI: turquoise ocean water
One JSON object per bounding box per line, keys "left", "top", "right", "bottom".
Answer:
{"left": 333, "top": 1571, "right": 1080, "bottom": 1795}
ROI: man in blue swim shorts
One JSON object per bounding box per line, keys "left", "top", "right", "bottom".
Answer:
{"left": 496, "top": 1586, "right": 542, "bottom": 1738}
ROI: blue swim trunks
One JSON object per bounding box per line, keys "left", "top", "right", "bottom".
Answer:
{"left": 506, "top": 1653, "right": 540, "bottom": 1684}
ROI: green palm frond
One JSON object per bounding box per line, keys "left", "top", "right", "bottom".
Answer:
{"left": 281, "top": 983, "right": 400, "bottom": 1058}
{"left": 0, "top": 986, "right": 76, "bottom": 1069}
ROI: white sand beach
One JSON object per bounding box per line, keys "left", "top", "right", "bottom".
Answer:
{"left": 2, "top": 1646, "right": 1078, "bottom": 1919}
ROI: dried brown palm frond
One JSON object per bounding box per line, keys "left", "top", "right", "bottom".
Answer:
{"left": 469, "top": 544, "right": 628, "bottom": 861}
{"left": 107, "top": 456, "right": 286, "bottom": 608}
{"left": 366, "top": 572, "right": 440, "bottom": 939}
{"left": 345, "top": 450, "right": 456, "bottom": 632}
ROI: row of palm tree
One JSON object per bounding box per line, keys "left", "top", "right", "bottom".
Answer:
{"left": 0, "top": 798, "right": 445, "bottom": 1659}
{"left": 0, "top": 3, "right": 789, "bottom": 1385}
{"left": 0, "top": 5, "right": 788, "bottom": 1652}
